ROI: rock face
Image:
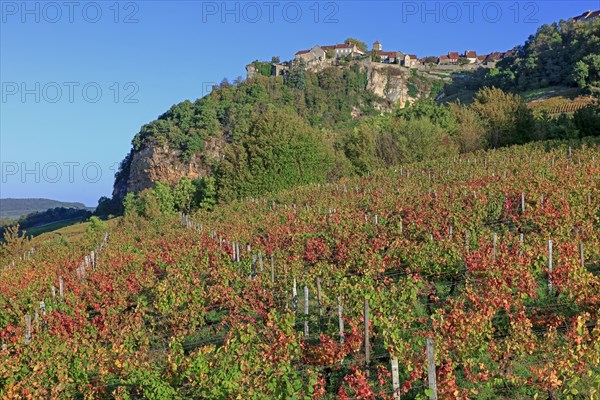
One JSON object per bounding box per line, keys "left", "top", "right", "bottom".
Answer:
{"left": 365, "top": 62, "right": 415, "bottom": 106}
{"left": 112, "top": 137, "right": 223, "bottom": 199}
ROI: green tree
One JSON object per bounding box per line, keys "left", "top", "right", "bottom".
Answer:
{"left": 449, "top": 102, "right": 486, "bottom": 152}
{"left": 123, "top": 192, "right": 142, "bottom": 216}
{"left": 152, "top": 182, "right": 176, "bottom": 215}
{"left": 286, "top": 60, "right": 307, "bottom": 89}
{"left": 470, "top": 87, "right": 535, "bottom": 147}
{"left": 344, "top": 38, "right": 368, "bottom": 52}
{"left": 573, "top": 103, "right": 600, "bottom": 137}
{"left": 174, "top": 177, "right": 196, "bottom": 213}
{"left": 572, "top": 61, "right": 590, "bottom": 89}
{"left": 343, "top": 125, "right": 379, "bottom": 174}
{"left": 400, "top": 118, "right": 459, "bottom": 162}
{"left": 0, "top": 224, "right": 28, "bottom": 259}
{"left": 193, "top": 177, "right": 217, "bottom": 210}
{"left": 217, "top": 107, "right": 332, "bottom": 201}
{"left": 84, "top": 216, "right": 107, "bottom": 248}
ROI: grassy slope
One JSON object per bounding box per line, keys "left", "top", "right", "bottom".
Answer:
{"left": 29, "top": 217, "right": 121, "bottom": 245}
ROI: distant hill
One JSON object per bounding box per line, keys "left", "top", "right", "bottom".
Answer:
{"left": 0, "top": 198, "right": 93, "bottom": 219}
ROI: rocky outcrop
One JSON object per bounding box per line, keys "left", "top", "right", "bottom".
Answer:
{"left": 365, "top": 62, "right": 415, "bottom": 106}
{"left": 112, "top": 136, "right": 224, "bottom": 199}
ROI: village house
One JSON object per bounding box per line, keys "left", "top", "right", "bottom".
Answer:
{"left": 272, "top": 62, "right": 290, "bottom": 76}
{"left": 483, "top": 52, "right": 502, "bottom": 66}
{"left": 294, "top": 45, "right": 326, "bottom": 63}
{"left": 464, "top": 50, "right": 477, "bottom": 63}
{"left": 448, "top": 52, "right": 460, "bottom": 64}
{"left": 404, "top": 54, "right": 419, "bottom": 67}
{"left": 438, "top": 55, "right": 450, "bottom": 65}
{"left": 375, "top": 50, "right": 400, "bottom": 63}
{"left": 371, "top": 41, "right": 415, "bottom": 65}
{"left": 438, "top": 52, "right": 460, "bottom": 65}
{"left": 294, "top": 42, "right": 364, "bottom": 63}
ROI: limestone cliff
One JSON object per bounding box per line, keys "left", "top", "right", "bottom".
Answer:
{"left": 112, "top": 137, "right": 223, "bottom": 199}
{"left": 363, "top": 62, "right": 436, "bottom": 107}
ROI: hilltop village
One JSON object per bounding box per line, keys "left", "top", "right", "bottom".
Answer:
{"left": 247, "top": 9, "right": 600, "bottom": 79}
{"left": 247, "top": 39, "right": 514, "bottom": 79}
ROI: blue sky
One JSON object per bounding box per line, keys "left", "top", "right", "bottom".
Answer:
{"left": 0, "top": 0, "right": 597, "bottom": 206}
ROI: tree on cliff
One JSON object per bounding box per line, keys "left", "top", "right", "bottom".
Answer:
{"left": 344, "top": 38, "right": 368, "bottom": 52}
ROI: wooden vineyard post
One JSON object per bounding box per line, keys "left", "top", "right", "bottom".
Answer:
{"left": 251, "top": 254, "right": 257, "bottom": 279}
{"left": 521, "top": 192, "right": 525, "bottom": 214}
{"left": 51, "top": 285, "right": 56, "bottom": 298}
{"left": 316, "top": 278, "right": 323, "bottom": 318}
{"left": 579, "top": 243, "right": 584, "bottom": 268}
{"left": 24, "top": 315, "right": 32, "bottom": 345}
{"left": 338, "top": 297, "right": 345, "bottom": 344}
{"left": 59, "top": 277, "right": 64, "bottom": 298}
{"left": 292, "top": 278, "right": 298, "bottom": 313}
{"left": 492, "top": 233, "right": 497, "bottom": 260}
{"left": 391, "top": 358, "right": 400, "bottom": 400}
{"left": 364, "top": 299, "right": 370, "bottom": 368}
{"left": 304, "top": 286, "right": 309, "bottom": 337}
{"left": 426, "top": 338, "right": 438, "bottom": 400}
{"left": 519, "top": 233, "right": 524, "bottom": 257}
{"left": 258, "top": 251, "right": 264, "bottom": 272}
{"left": 548, "top": 240, "right": 553, "bottom": 294}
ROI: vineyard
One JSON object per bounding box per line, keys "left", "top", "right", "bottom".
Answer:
{"left": 527, "top": 95, "right": 595, "bottom": 117}
{"left": 1, "top": 139, "right": 599, "bottom": 399}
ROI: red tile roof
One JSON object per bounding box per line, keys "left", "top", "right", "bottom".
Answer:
{"left": 477, "top": 55, "right": 487, "bottom": 61}
{"left": 295, "top": 50, "right": 310, "bottom": 55}
{"left": 448, "top": 52, "right": 460, "bottom": 59}
{"left": 376, "top": 51, "right": 397, "bottom": 57}
{"left": 439, "top": 55, "right": 449, "bottom": 60}
{"left": 409, "top": 54, "right": 417, "bottom": 59}
{"left": 466, "top": 51, "right": 477, "bottom": 58}
{"left": 486, "top": 52, "right": 502, "bottom": 61}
